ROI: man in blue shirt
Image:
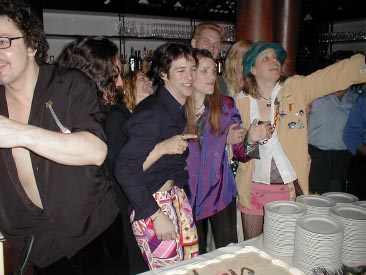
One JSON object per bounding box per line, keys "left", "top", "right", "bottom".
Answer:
{"left": 343, "top": 88, "right": 366, "bottom": 200}
{"left": 308, "top": 51, "right": 360, "bottom": 194}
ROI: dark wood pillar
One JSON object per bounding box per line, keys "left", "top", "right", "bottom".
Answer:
{"left": 236, "top": 0, "right": 273, "bottom": 42}
{"left": 273, "top": 0, "right": 302, "bottom": 75}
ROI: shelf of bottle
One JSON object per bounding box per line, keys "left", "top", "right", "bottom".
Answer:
{"left": 318, "top": 30, "right": 366, "bottom": 44}
{"left": 45, "top": 33, "right": 235, "bottom": 43}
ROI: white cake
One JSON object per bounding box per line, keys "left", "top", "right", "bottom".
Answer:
{"left": 159, "top": 246, "right": 305, "bottom": 275}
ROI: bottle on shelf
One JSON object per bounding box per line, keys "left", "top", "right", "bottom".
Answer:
{"left": 137, "top": 50, "right": 143, "bottom": 71}
{"left": 215, "top": 51, "right": 227, "bottom": 75}
{"left": 142, "top": 47, "right": 150, "bottom": 74}
{"left": 129, "top": 48, "right": 137, "bottom": 72}
{"left": 120, "top": 54, "right": 129, "bottom": 75}
{"left": 216, "top": 53, "right": 224, "bottom": 75}
{"left": 47, "top": 55, "right": 55, "bottom": 64}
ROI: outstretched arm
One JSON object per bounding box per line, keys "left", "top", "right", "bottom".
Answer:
{"left": 0, "top": 115, "right": 106, "bottom": 166}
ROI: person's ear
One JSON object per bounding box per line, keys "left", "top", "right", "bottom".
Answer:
{"left": 27, "top": 47, "right": 37, "bottom": 59}
{"left": 161, "top": 72, "right": 168, "bottom": 81}
{"left": 191, "top": 39, "right": 196, "bottom": 48}
{"left": 250, "top": 66, "right": 256, "bottom": 76}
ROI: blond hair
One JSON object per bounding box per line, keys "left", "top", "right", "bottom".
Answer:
{"left": 120, "top": 70, "right": 142, "bottom": 111}
{"left": 192, "top": 22, "right": 223, "bottom": 40}
{"left": 222, "top": 40, "right": 252, "bottom": 97}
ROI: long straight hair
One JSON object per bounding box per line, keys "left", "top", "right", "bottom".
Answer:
{"left": 185, "top": 49, "right": 222, "bottom": 135}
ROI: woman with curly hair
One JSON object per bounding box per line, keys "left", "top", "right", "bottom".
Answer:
{"left": 57, "top": 36, "right": 146, "bottom": 274}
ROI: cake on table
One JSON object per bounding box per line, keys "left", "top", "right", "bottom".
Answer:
{"left": 159, "top": 246, "right": 305, "bottom": 275}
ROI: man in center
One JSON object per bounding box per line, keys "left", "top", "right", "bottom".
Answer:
{"left": 114, "top": 42, "right": 199, "bottom": 269}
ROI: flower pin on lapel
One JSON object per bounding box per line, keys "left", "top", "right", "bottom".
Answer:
{"left": 45, "top": 100, "right": 71, "bottom": 134}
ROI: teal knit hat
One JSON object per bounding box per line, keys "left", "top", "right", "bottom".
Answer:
{"left": 242, "top": 40, "right": 287, "bottom": 77}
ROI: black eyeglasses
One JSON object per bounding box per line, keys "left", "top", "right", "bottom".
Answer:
{"left": 0, "top": 36, "right": 24, "bottom": 49}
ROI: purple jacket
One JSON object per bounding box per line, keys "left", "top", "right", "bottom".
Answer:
{"left": 186, "top": 95, "right": 248, "bottom": 221}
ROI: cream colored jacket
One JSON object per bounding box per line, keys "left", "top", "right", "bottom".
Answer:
{"left": 235, "top": 54, "right": 366, "bottom": 209}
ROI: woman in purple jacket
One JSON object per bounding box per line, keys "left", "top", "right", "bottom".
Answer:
{"left": 185, "top": 49, "right": 270, "bottom": 254}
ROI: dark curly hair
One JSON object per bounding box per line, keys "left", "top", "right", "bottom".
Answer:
{"left": 0, "top": 0, "right": 49, "bottom": 65}
{"left": 151, "top": 42, "right": 197, "bottom": 86}
{"left": 57, "top": 36, "right": 120, "bottom": 105}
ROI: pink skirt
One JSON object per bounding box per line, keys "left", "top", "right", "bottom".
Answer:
{"left": 238, "top": 181, "right": 297, "bottom": 216}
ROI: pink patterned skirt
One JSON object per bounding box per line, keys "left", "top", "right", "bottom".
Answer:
{"left": 131, "top": 185, "right": 199, "bottom": 269}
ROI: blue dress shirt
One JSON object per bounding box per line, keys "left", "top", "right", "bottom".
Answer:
{"left": 308, "top": 89, "right": 360, "bottom": 150}
{"left": 343, "top": 91, "right": 366, "bottom": 155}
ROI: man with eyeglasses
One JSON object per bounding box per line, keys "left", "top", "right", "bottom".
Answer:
{"left": 0, "top": 36, "right": 24, "bottom": 48}
{"left": 0, "top": 1, "right": 123, "bottom": 274}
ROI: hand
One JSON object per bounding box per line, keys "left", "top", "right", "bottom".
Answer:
{"left": 357, "top": 144, "right": 366, "bottom": 156}
{"left": 152, "top": 211, "right": 178, "bottom": 241}
{"left": 227, "top": 123, "right": 247, "bottom": 145}
{"left": 247, "top": 119, "right": 274, "bottom": 143}
{"left": 156, "top": 134, "right": 197, "bottom": 155}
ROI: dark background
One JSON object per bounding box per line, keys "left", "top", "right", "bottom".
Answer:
{"left": 29, "top": 0, "right": 365, "bottom": 74}
{"left": 30, "top": 0, "right": 366, "bottom": 23}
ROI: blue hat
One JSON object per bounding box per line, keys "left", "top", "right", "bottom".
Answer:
{"left": 242, "top": 41, "right": 287, "bottom": 77}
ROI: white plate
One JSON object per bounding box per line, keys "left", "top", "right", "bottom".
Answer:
{"left": 354, "top": 201, "right": 366, "bottom": 208}
{"left": 321, "top": 192, "right": 358, "bottom": 204}
{"left": 296, "top": 214, "right": 344, "bottom": 234}
{"left": 265, "top": 201, "right": 307, "bottom": 215}
{"left": 297, "top": 195, "right": 336, "bottom": 207}
{"left": 330, "top": 205, "right": 366, "bottom": 220}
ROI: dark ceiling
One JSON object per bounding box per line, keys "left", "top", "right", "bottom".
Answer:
{"left": 40, "top": 0, "right": 366, "bottom": 23}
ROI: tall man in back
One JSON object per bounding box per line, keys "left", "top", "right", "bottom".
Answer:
{"left": 0, "top": 1, "right": 123, "bottom": 274}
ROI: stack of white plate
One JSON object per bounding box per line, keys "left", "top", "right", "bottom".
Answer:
{"left": 296, "top": 195, "right": 336, "bottom": 215}
{"left": 263, "top": 201, "right": 307, "bottom": 256}
{"left": 321, "top": 192, "right": 358, "bottom": 205}
{"left": 293, "top": 214, "right": 344, "bottom": 274}
{"left": 354, "top": 201, "right": 366, "bottom": 209}
{"left": 329, "top": 205, "right": 366, "bottom": 265}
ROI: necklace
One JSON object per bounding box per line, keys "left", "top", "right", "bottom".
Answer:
{"left": 259, "top": 104, "right": 280, "bottom": 145}
{"left": 195, "top": 104, "right": 205, "bottom": 119}
{"left": 259, "top": 94, "right": 271, "bottom": 107}
{"left": 195, "top": 102, "right": 204, "bottom": 110}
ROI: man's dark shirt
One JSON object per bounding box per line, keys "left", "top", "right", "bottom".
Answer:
{"left": 114, "top": 86, "right": 189, "bottom": 221}
{"left": 105, "top": 103, "right": 131, "bottom": 175}
{"left": 0, "top": 65, "right": 118, "bottom": 267}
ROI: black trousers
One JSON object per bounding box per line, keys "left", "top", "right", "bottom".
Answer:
{"left": 195, "top": 199, "right": 237, "bottom": 255}
{"left": 347, "top": 154, "right": 366, "bottom": 200}
{"left": 309, "top": 144, "right": 352, "bottom": 194}
{"left": 33, "top": 217, "right": 126, "bottom": 275}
